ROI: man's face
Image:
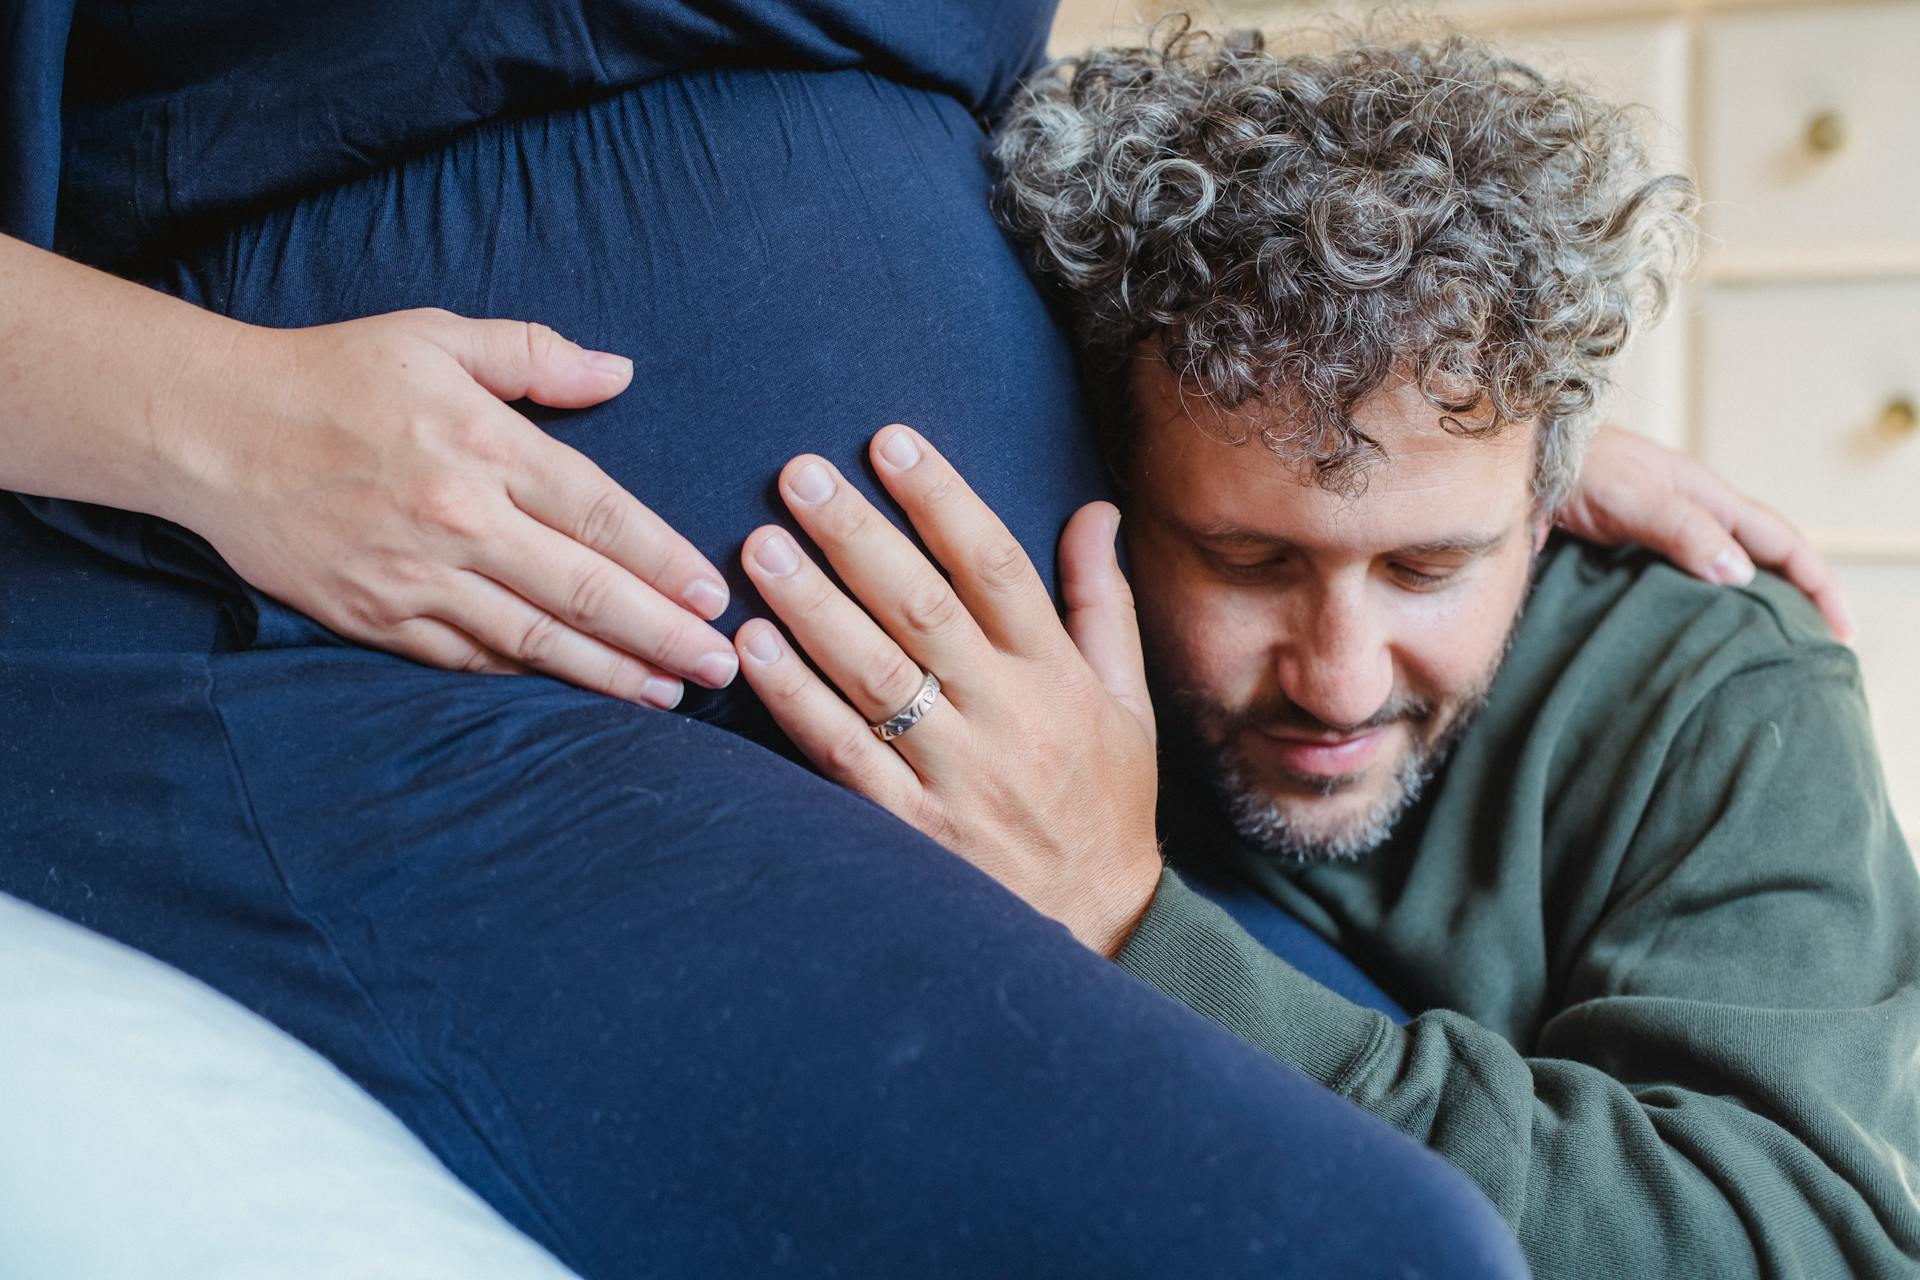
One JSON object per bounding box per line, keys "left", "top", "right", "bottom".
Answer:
{"left": 1123, "top": 357, "right": 1546, "bottom": 860}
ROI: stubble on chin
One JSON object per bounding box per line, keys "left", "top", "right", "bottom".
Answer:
{"left": 1172, "top": 681, "right": 1491, "bottom": 864}
{"left": 1215, "top": 733, "right": 1436, "bottom": 862}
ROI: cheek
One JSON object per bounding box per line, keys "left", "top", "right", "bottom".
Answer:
{"left": 1388, "top": 560, "right": 1531, "bottom": 700}
{"left": 1133, "top": 564, "right": 1273, "bottom": 701}
{"left": 1121, "top": 548, "right": 1259, "bottom": 694}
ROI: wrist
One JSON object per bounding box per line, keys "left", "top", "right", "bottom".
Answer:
{"left": 0, "top": 237, "right": 280, "bottom": 521}
{"left": 144, "top": 319, "right": 289, "bottom": 529}
{"left": 1070, "top": 841, "right": 1166, "bottom": 959}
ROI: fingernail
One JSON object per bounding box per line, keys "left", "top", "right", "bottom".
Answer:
{"left": 744, "top": 625, "right": 784, "bottom": 665}
{"left": 1712, "top": 546, "right": 1755, "bottom": 586}
{"left": 641, "top": 676, "right": 683, "bottom": 709}
{"left": 694, "top": 650, "right": 738, "bottom": 689}
{"left": 1835, "top": 602, "right": 1858, "bottom": 646}
{"left": 788, "top": 460, "right": 835, "bottom": 505}
{"left": 586, "top": 351, "right": 632, "bottom": 378}
{"left": 754, "top": 531, "right": 800, "bottom": 577}
{"left": 684, "top": 577, "right": 729, "bottom": 619}
{"left": 880, "top": 427, "right": 922, "bottom": 471}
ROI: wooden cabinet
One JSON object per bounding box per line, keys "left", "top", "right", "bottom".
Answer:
{"left": 1051, "top": 0, "right": 1920, "bottom": 839}
{"left": 1701, "top": 4, "right": 1920, "bottom": 274}
{"left": 1697, "top": 280, "right": 1920, "bottom": 552}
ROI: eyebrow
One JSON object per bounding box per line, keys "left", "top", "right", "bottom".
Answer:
{"left": 1173, "top": 518, "right": 1510, "bottom": 560}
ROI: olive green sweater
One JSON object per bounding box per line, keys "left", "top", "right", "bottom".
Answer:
{"left": 1118, "top": 537, "right": 1920, "bottom": 1278}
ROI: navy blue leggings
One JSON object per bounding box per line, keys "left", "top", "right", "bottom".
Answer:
{"left": 1, "top": 60, "right": 1527, "bottom": 1280}
{"left": 1, "top": 501, "right": 1524, "bottom": 1279}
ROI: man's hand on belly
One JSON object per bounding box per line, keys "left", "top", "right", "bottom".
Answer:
{"left": 732, "top": 425, "right": 1164, "bottom": 958}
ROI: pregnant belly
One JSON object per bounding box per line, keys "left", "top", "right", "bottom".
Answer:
{"left": 162, "top": 67, "right": 1109, "bottom": 728}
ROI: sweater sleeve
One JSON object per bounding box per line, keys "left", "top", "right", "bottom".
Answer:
{"left": 1118, "top": 656, "right": 1920, "bottom": 1278}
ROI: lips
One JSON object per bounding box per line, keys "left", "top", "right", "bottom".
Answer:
{"left": 1254, "top": 726, "right": 1390, "bottom": 778}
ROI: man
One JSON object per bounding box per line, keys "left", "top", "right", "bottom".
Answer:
{"left": 732, "top": 24, "right": 1920, "bottom": 1277}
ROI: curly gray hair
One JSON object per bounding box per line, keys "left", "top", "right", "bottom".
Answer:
{"left": 990, "top": 19, "right": 1698, "bottom": 508}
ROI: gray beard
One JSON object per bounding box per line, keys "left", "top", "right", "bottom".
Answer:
{"left": 1178, "top": 631, "right": 1507, "bottom": 864}
{"left": 1213, "top": 732, "right": 1441, "bottom": 863}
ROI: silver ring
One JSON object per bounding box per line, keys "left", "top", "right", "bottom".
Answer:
{"left": 871, "top": 671, "right": 941, "bottom": 742}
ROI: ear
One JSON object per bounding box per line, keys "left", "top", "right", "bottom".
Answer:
{"left": 1531, "top": 511, "right": 1553, "bottom": 554}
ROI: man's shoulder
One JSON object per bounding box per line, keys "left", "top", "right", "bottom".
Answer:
{"left": 1448, "top": 535, "right": 1873, "bottom": 861}
{"left": 1512, "top": 535, "right": 1854, "bottom": 700}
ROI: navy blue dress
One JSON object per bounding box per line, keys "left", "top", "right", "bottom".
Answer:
{"left": 2, "top": 4, "right": 1520, "bottom": 1276}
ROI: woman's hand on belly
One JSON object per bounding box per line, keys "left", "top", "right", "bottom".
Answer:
{"left": 175, "top": 307, "right": 741, "bottom": 707}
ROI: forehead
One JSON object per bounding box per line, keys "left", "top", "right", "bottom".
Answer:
{"left": 1125, "top": 358, "right": 1537, "bottom": 548}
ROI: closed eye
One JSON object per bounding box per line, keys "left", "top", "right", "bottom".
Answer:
{"left": 1208, "top": 552, "right": 1288, "bottom": 582}
{"left": 1388, "top": 562, "right": 1457, "bottom": 590}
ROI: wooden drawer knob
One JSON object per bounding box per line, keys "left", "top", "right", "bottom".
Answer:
{"left": 1806, "top": 110, "right": 1848, "bottom": 155}
{"left": 1880, "top": 396, "right": 1917, "bottom": 438}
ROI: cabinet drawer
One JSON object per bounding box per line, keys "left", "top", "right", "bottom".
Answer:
{"left": 1701, "top": 2, "right": 1920, "bottom": 268}
{"left": 1696, "top": 280, "right": 1920, "bottom": 552}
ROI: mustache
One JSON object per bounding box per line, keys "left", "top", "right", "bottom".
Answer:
{"left": 1216, "top": 693, "right": 1435, "bottom": 739}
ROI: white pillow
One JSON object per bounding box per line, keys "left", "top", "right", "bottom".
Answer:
{"left": 0, "top": 892, "right": 581, "bottom": 1280}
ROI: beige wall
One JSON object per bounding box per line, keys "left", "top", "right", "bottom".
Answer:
{"left": 1048, "top": 0, "right": 1920, "bottom": 838}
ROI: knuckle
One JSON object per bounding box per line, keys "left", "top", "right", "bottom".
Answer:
{"left": 907, "top": 795, "right": 957, "bottom": 846}
{"left": 522, "top": 321, "right": 562, "bottom": 368}
{"left": 898, "top": 581, "right": 964, "bottom": 638}
{"left": 378, "top": 548, "right": 436, "bottom": 595}
{"left": 333, "top": 600, "right": 387, "bottom": 642}
{"left": 456, "top": 645, "right": 497, "bottom": 675}
{"left": 822, "top": 724, "right": 875, "bottom": 780}
{"left": 1678, "top": 455, "right": 1717, "bottom": 491}
{"left": 771, "top": 663, "right": 814, "bottom": 704}
{"left": 920, "top": 470, "right": 961, "bottom": 509}
{"left": 828, "top": 500, "right": 873, "bottom": 542}
{"left": 655, "top": 542, "right": 705, "bottom": 593}
{"left": 573, "top": 488, "right": 628, "bottom": 553}
{"left": 399, "top": 306, "right": 457, "bottom": 337}
{"left": 591, "top": 656, "right": 643, "bottom": 700}
{"left": 408, "top": 479, "right": 486, "bottom": 540}
{"left": 1666, "top": 502, "right": 1717, "bottom": 548}
{"left": 446, "top": 412, "right": 506, "bottom": 462}
{"left": 333, "top": 571, "right": 408, "bottom": 635}
{"left": 973, "top": 537, "right": 1031, "bottom": 591}
{"left": 1053, "top": 664, "right": 1105, "bottom": 707}
{"left": 793, "top": 575, "right": 839, "bottom": 622}
{"left": 513, "top": 612, "right": 565, "bottom": 665}
{"left": 562, "top": 562, "right": 617, "bottom": 627}
{"left": 856, "top": 649, "right": 922, "bottom": 712}
{"left": 651, "top": 614, "right": 698, "bottom": 666}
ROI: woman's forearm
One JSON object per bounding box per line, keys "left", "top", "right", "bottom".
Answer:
{"left": 0, "top": 231, "right": 740, "bottom": 703}
{"left": 0, "top": 231, "right": 267, "bottom": 522}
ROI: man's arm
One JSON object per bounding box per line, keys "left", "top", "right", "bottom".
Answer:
{"left": 1121, "top": 654, "right": 1920, "bottom": 1276}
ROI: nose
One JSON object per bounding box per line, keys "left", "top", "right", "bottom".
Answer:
{"left": 1275, "top": 579, "right": 1394, "bottom": 733}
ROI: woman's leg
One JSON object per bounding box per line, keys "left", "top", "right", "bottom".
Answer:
{"left": 2, "top": 539, "right": 1522, "bottom": 1280}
